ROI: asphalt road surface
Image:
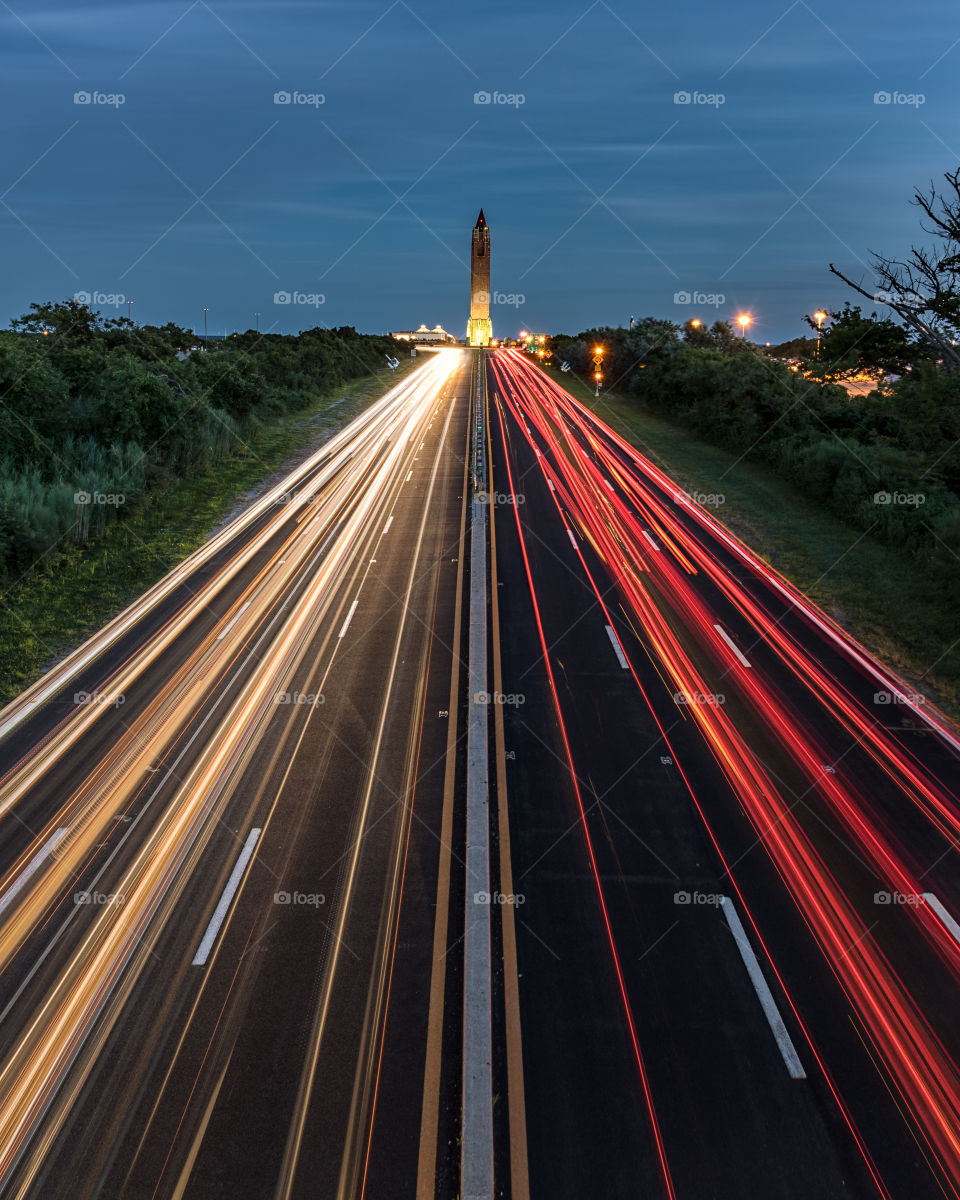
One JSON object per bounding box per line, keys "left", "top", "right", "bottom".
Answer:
{"left": 486, "top": 347, "right": 960, "bottom": 1200}
{"left": 0, "top": 350, "right": 472, "bottom": 1200}
{"left": 0, "top": 345, "right": 958, "bottom": 1199}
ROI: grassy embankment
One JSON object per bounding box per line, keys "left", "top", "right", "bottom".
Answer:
{"left": 540, "top": 362, "right": 960, "bottom": 714}
{"left": 0, "top": 357, "right": 421, "bottom": 705}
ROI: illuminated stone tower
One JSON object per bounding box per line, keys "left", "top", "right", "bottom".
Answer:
{"left": 467, "top": 209, "right": 492, "bottom": 347}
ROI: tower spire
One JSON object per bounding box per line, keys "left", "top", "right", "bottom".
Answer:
{"left": 467, "top": 209, "right": 492, "bottom": 347}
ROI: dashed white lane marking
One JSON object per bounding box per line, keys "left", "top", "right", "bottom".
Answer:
{"left": 923, "top": 893, "right": 960, "bottom": 948}
{"left": 192, "top": 827, "right": 262, "bottom": 966}
{"left": 721, "top": 897, "right": 806, "bottom": 1078}
{"left": 338, "top": 599, "right": 359, "bottom": 640}
{"left": 642, "top": 531, "right": 660, "bottom": 551}
{"left": 0, "top": 829, "right": 68, "bottom": 917}
{"left": 217, "top": 601, "right": 251, "bottom": 641}
{"left": 605, "top": 625, "right": 629, "bottom": 670}
{"left": 714, "top": 623, "right": 751, "bottom": 668}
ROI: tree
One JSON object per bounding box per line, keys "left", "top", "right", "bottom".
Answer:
{"left": 0, "top": 335, "right": 71, "bottom": 461}
{"left": 802, "top": 303, "right": 918, "bottom": 382}
{"left": 764, "top": 335, "right": 817, "bottom": 360}
{"left": 10, "top": 299, "right": 128, "bottom": 342}
{"left": 830, "top": 167, "right": 960, "bottom": 369}
{"left": 681, "top": 318, "right": 755, "bottom": 356}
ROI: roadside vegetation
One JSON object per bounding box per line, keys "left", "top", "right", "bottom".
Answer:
{"left": 539, "top": 170, "right": 960, "bottom": 708}
{"left": 537, "top": 359, "right": 960, "bottom": 708}
{"left": 0, "top": 299, "right": 411, "bottom": 702}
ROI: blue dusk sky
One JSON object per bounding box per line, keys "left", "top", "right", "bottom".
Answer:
{"left": 1, "top": 0, "right": 958, "bottom": 341}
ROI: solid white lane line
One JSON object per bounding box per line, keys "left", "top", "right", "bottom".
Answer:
{"left": 0, "top": 829, "right": 68, "bottom": 917}
{"left": 216, "top": 601, "right": 251, "bottom": 641}
{"left": 338, "top": 599, "right": 359, "bottom": 640}
{"left": 922, "top": 893, "right": 960, "bottom": 947}
{"left": 605, "top": 625, "right": 629, "bottom": 671}
{"left": 642, "top": 530, "right": 660, "bottom": 551}
{"left": 192, "top": 827, "right": 262, "bottom": 966}
{"left": 566, "top": 528, "right": 578, "bottom": 550}
{"left": 714, "top": 623, "right": 752, "bottom": 668}
{"left": 721, "top": 897, "right": 806, "bottom": 1079}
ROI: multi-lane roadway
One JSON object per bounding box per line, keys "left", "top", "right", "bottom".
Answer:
{"left": 487, "top": 346, "right": 960, "bottom": 1199}
{"left": 0, "top": 350, "right": 473, "bottom": 1199}
{"left": 0, "top": 345, "right": 957, "bottom": 1199}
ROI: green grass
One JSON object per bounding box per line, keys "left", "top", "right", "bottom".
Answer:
{"left": 0, "top": 359, "right": 421, "bottom": 706}
{"left": 540, "top": 363, "right": 960, "bottom": 714}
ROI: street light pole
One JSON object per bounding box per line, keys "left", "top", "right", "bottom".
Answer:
{"left": 593, "top": 344, "right": 604, "bottom": 396}
{"left": 814, "top": 310, "right": 827, "bottom": 359}
{"left": 254, "top": 312, "right": 261, "bottom": 332}
{"left": 126, "top": 299, "right": 134, "bottom": 323}
{"left": 202, "top": 306, "right": 209, "bottom": 348}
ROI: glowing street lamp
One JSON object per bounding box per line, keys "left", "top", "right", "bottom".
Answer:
{"left": 690, "top": 319, "right": 702, "bottom": 328}
{"left": 814, "top": 309, "right": 827, "bottom": 359}
{"left": 593, "top": 344, "right": 604, "bottom": 396}
{"left": 737, "top": 313, "right": 751, "bottom": 339}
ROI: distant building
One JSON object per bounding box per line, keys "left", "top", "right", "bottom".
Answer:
{"left": 466, "top": 209, "right": 492, "bottom": 347}
{"left": 391, "top": 323, "right": 457, "bottom": 344}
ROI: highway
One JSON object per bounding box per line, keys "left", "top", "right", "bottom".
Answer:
{"left": 485, "top": 347, "right": 960, "bottom": 1199}
{"left": 0, "top": 343, "right": 958, "bottom": 1198}
{"left": 0, "top": 349, "right": 473, "bottom": 1199}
